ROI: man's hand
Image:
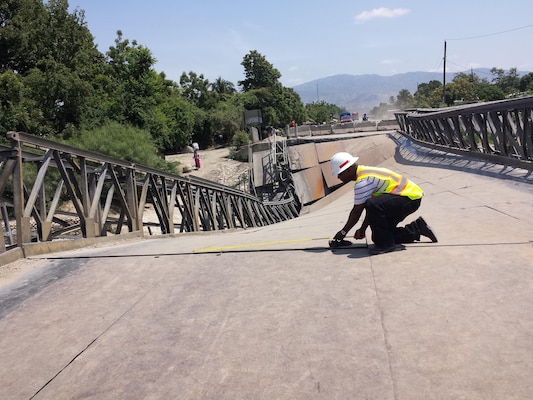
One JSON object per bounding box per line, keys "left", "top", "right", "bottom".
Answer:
{"left": 333, "top": 230, "right": 346, "bottom": 241}
{"left": 354, "top": 228, "right": 365, "bottom": 240}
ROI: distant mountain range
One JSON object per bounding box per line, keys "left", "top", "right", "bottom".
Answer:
{"left": 291, "top": 68, "right": 516, "bottom": 113}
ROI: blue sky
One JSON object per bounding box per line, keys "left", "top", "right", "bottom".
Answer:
{"left": 67, "top": 0, "right": 533, "bottom": 87}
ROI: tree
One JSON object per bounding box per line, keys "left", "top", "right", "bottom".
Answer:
{"left": 447, "top": 75, "right": 476, "bottom": 104}
{"left": 0, "top": 0, "right": 104, "bottom": 136}
{"left": 208, "top": 99, "right": 242, "bottom": 144}
{"left": 305, "top": 101, "right": 342, "bottom": 124}
{"left": 490, "top": 67, "right": 520, "bottom": 96}
{"left": 210, "top": 76, "right": 237, "bottom": 99}
{"left": 476, "top": 84, "right": 505, "bottom": 102}
{"left": 105, "top": 31, "right": 161, "bottom": 128}
{"left": 237, "top": 50, "right": 306, "bottom": 129}
{"left": 0, "top": 70, "right": 32, "bottom": 133}
{"left": 277, "top": 87, "right": 306, "bottom": 126}
{"left": 24, "top": 58, "right": 93, "bottom": 136}
{"left": 395, "top": 89, "right": 414, "bottom": 110}
{"left": 519, "top": 72, "right": 533, "bottom": 93}
{"left": 179, "top": 71, "right": 215, "bottom": 110}
{"left": 145, "top": 87, "right": 195, "bottom": 152}
{"left": 238, "top": 50, "right": 281, "bottom": 91}
{"left": 0, "top": 0, "right": 48, "bottom": 74}
{"left": 413, "top": 80, "right": 443, "bottom": 108}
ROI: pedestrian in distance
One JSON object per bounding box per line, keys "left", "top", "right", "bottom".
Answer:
{"left": 329, "top": 152, "right": 437, "bottom": 255}
{"left": 193, "top": 149, "right": 201, "bottom": 170}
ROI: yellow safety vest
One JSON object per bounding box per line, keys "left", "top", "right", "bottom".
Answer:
{"left": 355, "top": 166, "right": 423, "bottom": 200}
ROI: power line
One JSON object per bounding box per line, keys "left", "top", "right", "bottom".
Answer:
{"left": 447, "top": 23, "right": 533, "bottom": 41}
{"left": 445, "top": 61, "right": 494, "bottom": 77}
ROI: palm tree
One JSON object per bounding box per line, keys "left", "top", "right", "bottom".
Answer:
{"left": 210, "top": 76, "right": 237, "bottom": 96}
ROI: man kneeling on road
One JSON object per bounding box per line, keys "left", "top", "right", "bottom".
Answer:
{"left": 330, "top": 152, "right": 437, "bottom": 255}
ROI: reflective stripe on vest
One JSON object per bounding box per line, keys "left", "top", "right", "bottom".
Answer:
{"left": 356, "top": 166, "right": 423, "bottom": 200}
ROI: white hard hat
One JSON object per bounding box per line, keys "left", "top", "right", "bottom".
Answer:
{"left": 330, "top": 152, "right": 359, "bottom": 176}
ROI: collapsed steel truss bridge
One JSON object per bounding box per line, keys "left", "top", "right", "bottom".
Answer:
{"left": 0, "top": 131, "right": 301, "bottom": 254}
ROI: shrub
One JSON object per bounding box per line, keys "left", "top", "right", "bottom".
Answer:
{"left": 231, "top": 131, "right": 250, "bottom": 147}
{"left": 229, "top": 131, "right": 250, "bottom": 161}
{"left": 66, "top": 122, "right": 179, "bottom": 174}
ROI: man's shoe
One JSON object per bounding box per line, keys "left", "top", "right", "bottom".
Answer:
{"left": 368, "top": 243, "right": 403, "bottom": 255}
{"left": 416, "top": 217, "right": 438, "bottom": 242}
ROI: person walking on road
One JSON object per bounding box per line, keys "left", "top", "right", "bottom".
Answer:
{"left": 330, "top": 152, "right": 437, "bottom": 255}
{"left": 193, "top": 149, "right": 201, "bottom": 170}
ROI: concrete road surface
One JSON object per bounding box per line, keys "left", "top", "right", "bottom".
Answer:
{"left": 1, "top": 133, "right": 532, "bottom": 399}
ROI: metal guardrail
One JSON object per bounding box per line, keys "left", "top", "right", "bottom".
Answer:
{"left": 0, "top": 131, "right": 301, "bottom": 253}
{"left": 394, "top": 96, "right": 533, "bottom": 169}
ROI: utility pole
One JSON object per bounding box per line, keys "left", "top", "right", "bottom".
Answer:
{"left": 442, "top": 40, "right": 447, "bottom": 106}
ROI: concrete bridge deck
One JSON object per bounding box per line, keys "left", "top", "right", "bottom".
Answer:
{"left": 1, "top": 132, "right": 532, "bottom": 399}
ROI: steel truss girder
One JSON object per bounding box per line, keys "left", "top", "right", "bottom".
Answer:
{"left": 0, "top": 131, "right": 301, "bottom": 253}
{"left": 395, "top": 96, "right": 533, "bottom": 169}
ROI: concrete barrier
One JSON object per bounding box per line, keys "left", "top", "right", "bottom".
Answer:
{"left": 287, "top": 120, "right": 399, "bottom": 138}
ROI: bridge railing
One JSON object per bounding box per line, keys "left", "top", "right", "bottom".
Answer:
{"left": 394, "top": 96, "right": 533, "bottom": 169}
{"left": 0, "top": 131, "right": 301, "bottom": 254}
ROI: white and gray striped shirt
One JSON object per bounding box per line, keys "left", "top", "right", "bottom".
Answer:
{"left": 353, "top": 176, "right": 388, "bottom": 205}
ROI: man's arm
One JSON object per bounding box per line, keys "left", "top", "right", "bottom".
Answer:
{"left": 333, "top": 203, "right": 365, "bottom": 240}
{"left": 355, "top": 212, "right": 369, "bottom": 239}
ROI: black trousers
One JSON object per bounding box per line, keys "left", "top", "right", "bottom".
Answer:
{"left": 365, "top": 194, "right": 421, "bottom": 247}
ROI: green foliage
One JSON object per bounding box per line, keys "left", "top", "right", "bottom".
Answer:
{"left": 178, "top": 75, "right": 249, "bottom": 149}
{"left": 1, "top": 5, "right": 306, "bottom": 158}
{"left": 519, "top": 72, "right": 533, "bottom": 93}
{"left": 399, "top": 69, "right": 524, "bottom": 110}
{"left": 0, "top": 0, "right": 48, "bottom": 73}
{"left": 239, "top": 86, "right": 306, "bottom": 128}
{"left": 67, "top": 122, "right": 179, "bottom": 173}
{"left": 239, "top": 50, "right": 282, "bottom": 91}
{"left": 0, "top": 70, "right": 26, "bottom": 132}
{"left": 476, "top": 84, "right": 505, "bottom": 101}
{"left": 1, "top": 0, "right": 103, "bottom": 136}
{"left": 305, "top": 101, "right": 342, "bottom": 124}
{"left": 412, "top": 80, "right": 442, "bottom": 108}
{"left": 209, "top": 100, "right": 242, "bottom": 144}
{"left": 395, "top": 89, "right": 415, "bottom": 109}
{"left": 147, "top": 88, "right": 195, "bottom": 152}
{"left": 278, "top": 87, "right": 307, "bottom": 126}
{"left": 210, "top": 76, "right": 237, "bottom": 99}
{"left": 105, "top": 31, "right": 161, "bottom": 129}
{"left": 179, "top": 71, "right": 215, "bottom": 109}
{"left": 229, "top": 131, "right": 250, "bottom": 161}
{"left": 491, "top": 67, "right": 520, "bottom": 95}
{"left": 3, "top": 0, "right": 530, "bottom": 175}
{"left": 232, "top": 131, "right": 250, "bottom": 147}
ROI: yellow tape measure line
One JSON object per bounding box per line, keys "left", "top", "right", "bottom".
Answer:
{"left": 193, "top": 237, "right": 329, "bottom": 253}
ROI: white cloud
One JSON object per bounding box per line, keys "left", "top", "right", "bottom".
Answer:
{"left": 355, "top": 8, "right": 410, "bottom": 22}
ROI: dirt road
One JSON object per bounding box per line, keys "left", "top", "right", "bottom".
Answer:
{"left": 165, "top": 147, "right": 249, "bottom": 189}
